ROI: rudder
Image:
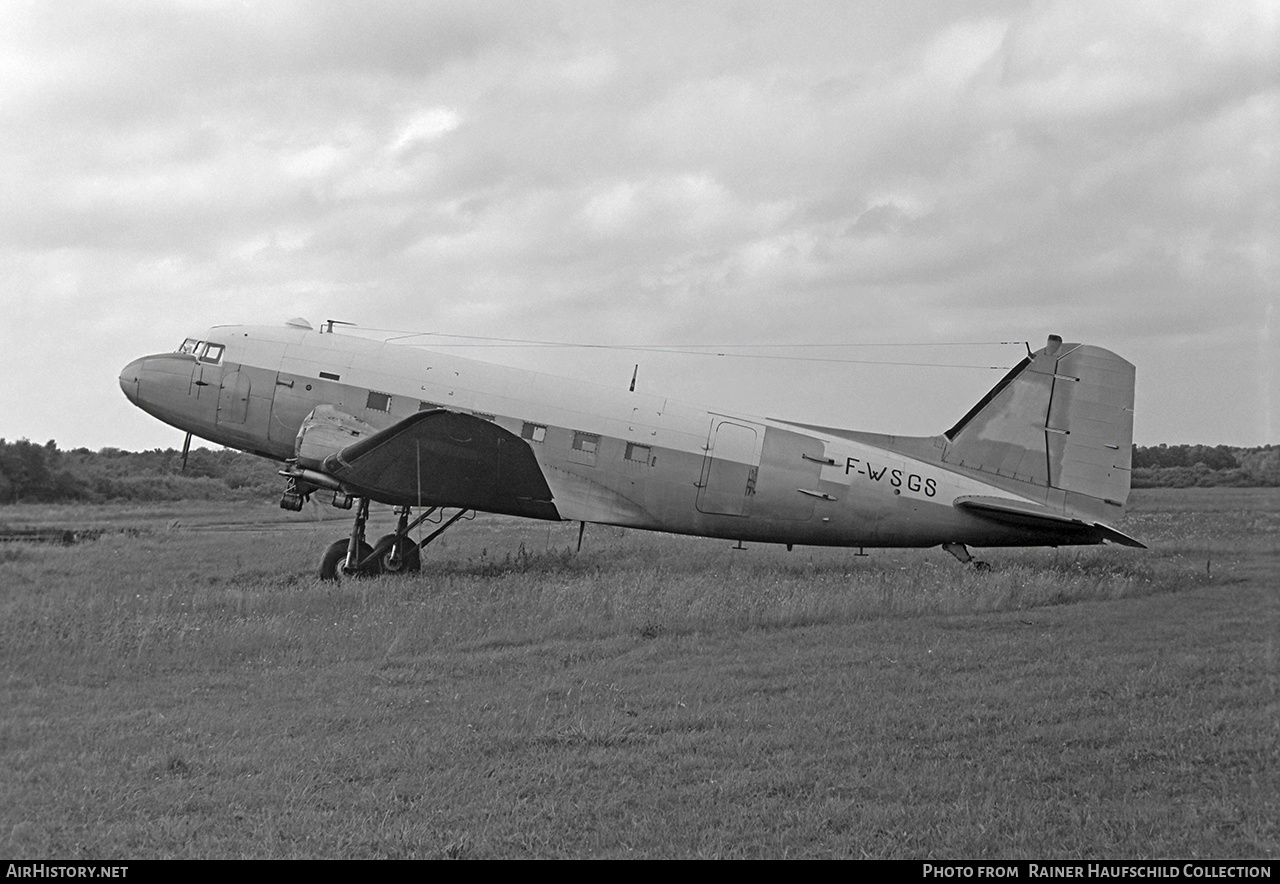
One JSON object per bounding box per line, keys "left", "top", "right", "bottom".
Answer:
{"left": 941, "top": 335, "right": 1135, "bottom": 512}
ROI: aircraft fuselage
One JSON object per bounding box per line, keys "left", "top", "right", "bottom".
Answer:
{"left": 120, "top": 323, "right": 1137, "bottom": 552}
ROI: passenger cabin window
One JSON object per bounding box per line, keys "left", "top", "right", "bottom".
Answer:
{"left": 625, "top": 442, "right": 651, "bottom": 464}
{"left": 366, "top": 391, "right": 391, "bottom": 412}
{"left": 521, "top": 422, "right": 547, "bottom": 443}
{"left": 418, "top": 401, "right": 444, "bottom": 411}
{"left": 569, "top": 431, "right": 600, "bottom": 466}
{"left": 472, "top": 412, "right": 495, "bottom": 422}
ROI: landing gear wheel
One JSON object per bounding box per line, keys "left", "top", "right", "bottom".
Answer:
{"left": 319, "top": 539, "right": 376, "bottom": 580}
{"left": 374, "top": 534, "right": 421, "bottom": 574}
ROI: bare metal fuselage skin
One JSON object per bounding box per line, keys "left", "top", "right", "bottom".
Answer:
{"left": 120, "top": 324, "right": 1135, "bottom": 551}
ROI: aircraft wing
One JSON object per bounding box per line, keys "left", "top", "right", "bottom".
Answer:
{"left": 320, "top": 409, "right": 560, "bottom": 519}
{"left": 953, "top": 495, "right": 1146, "bottom": 548}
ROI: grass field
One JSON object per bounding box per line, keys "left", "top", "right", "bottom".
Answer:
{"left": 1, "top": 488, "right": 1277, "bottom": 858}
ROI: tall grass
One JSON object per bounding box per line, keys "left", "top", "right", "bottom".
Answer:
{"left": 1, "top": 489, "right": 1275, "bottom": 858}
{"left": 0, "top": 516, "right": 1208, "bottom": 677}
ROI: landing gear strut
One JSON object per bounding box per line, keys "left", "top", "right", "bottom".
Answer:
{"left": 943, "top": 542, "right": 991, "bottom": 571}
{"left": 374, "top": 507, "right": 421, "bottom": 574}
{"left": 319, "top": 497, "right": 378, "bottom": 580}
{"left": 318, "top": 500, "right": 473, "bottom": 580}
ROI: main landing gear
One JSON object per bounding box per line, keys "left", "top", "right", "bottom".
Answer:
{"left": 943, "top": 542, "right": 991, "bottom": 571}
{"left": 318, "top": 498, "right": 473, "bottom": 581}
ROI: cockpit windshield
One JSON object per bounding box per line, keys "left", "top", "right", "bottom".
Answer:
{"left": 176, "top": 339, "right": 225, "bottom": 364}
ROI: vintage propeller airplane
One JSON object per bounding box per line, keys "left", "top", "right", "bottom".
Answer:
{"left": 119, "top": 319, "right": 1143, "bottom": 578}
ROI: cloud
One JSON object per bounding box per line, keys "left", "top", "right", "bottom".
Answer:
{"left": 1, "top": 0, "right": 1275, "bottom": 448}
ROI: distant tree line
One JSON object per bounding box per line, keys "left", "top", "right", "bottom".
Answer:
{"left": 0, "top": 438, "right": 1276, "bottom": 504}
{"left": 0, "top": 439, "right": 281, "bottom": 504}
{"left": 1130, "top": 443, "right": 1279, "bottom": 488}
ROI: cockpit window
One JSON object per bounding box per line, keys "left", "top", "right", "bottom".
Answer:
{"left": 198, "top": 343, "right": 225, "bottom": 364}
{"left": 177, "top": 339, "right": 225, "bottom": 363}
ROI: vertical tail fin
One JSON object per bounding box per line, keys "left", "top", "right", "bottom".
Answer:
{"left": 942, "top": 335, "right": 1135, "bottom": 514}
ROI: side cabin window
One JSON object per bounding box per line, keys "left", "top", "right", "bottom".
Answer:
{"left": 625, "top": 442, "right": 651, "bottom": 464}
{"left": 521, "top": 422, "right": 547, "bottom": 443}
{"left": 419, "top": 401, "right": 444, "bottom": 411}
{"left": 569, "top": 431, "right": 600, "bottom": 466}
{"left": 366, "top": 391, "right": 391, "bottom": 413}
{"left": 197, "top": 342, "right": 224, "bottom": 364}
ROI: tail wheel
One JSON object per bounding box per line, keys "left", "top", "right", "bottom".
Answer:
{"left": 374, "top": 534, "right": 421, "bottom": 574}
{"left": 319, "top": 539, "right": 376, "bottom": 580}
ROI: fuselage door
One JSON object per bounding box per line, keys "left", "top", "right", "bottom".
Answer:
{"left": 217, "top": 368, "right": 251, "bottom": 425}
{"left": 753, "top": 427, "right": 825, "bottom": 521}
{"left": 184, "top": 360, "right": 221, "bottom": 426}
{"left": 696, "top": 419, "right": 761, "bottom": 516}
{"left": 190, "top": 362, "right": 212, "bottom": 397}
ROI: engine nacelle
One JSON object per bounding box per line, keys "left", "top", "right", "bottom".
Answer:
{"left": 294, "top": 405, "right": 377, "bottom": 470}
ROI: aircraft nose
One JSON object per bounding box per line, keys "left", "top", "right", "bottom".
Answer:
{"left": 119, "top": 357, "right": 145, "bottom": 404}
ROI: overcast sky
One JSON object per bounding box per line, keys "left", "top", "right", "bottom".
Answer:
{"left": 2, "top": 0, "right": 1276, "bottom": 453}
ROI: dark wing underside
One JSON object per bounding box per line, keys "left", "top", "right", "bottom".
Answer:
{"left": 953, "top": 495, "right": 1146, "bottom": 548}
{"left": 323, "top": 409, "right": 560, "bottom": 519}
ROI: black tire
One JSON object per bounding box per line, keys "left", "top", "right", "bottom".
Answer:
{"left": 374, "top": 534, "right": 421, "bottom": 574}
{"left": 319, "top": 539, "right": 376, "bottom": 580}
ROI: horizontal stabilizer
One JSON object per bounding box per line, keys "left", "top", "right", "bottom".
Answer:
{"left": 954, "top": 495, "right": 1146, "bottom": 548}
{"left": 323, "top": 409, "right": 559, "bottom": 518}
